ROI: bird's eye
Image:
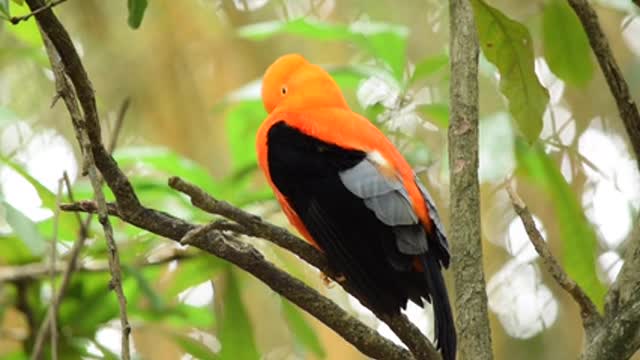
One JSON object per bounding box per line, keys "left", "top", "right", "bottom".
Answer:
{"left": 281, "top": 85, "right": 287, "bottom": 95}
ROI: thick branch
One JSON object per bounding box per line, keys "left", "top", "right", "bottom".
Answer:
{"left": 448, "top": 1, "right": 493, "bottom": 359}
{"left": 610, "top": 220, "right": 640, "bottom": 313}
{"left": 506, "top": 183, "right": 602, "bottom": 334}
{"left": 168, "top": 177, "right": 329, "bottom": 273}
{"left": 580, "top": 299, "right": 640, "bottom": 360}
{"left": 567, "top": 0, "right": 640, "bottom": 166}
{"left": 583, "top": 220, "right": 640, "bottom": 360}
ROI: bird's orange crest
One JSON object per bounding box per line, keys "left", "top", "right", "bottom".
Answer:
{"left": 261, "top": 53, "right": 348, "bottom": 114}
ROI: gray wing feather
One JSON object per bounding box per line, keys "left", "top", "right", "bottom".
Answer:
{"left": 364, "top": 192, "right": 417, "bottom": 225}
{"left": 339, "top": 160, "right": 402, "bottom": 198}
{"left": 339, "top": 159, "right": 442, "bottom": 261}
{"left": 340, "top": 160, "right": 417, "bottom": 226}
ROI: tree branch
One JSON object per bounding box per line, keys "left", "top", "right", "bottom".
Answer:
{"left": 448, "top": 0, "right": 493, "bottom": 359}
{"left": 61, "top": 201, "right": 414, "bottom": 360}
{"left": 609, "top": 220, "right": 640, "bottom": 314}
{"left": 30, "top": 172, "right": 91, "bottom": 360}
{"left": 580, "top": 219, "right": 640, "bottom": 360}
{"left": 168, "top": 176, "right": 440, "bottom": 360}
{"left": 506, "top": 182, "right": 602, "bottom": 334}
{"left": 567, "top": 0, "right": 640, "bottom": 167}
{"left": 9, "top": 0, "right": 67, "bottom": 25}
{"left": 565, "top": 1, "right": 640, "bottom": 358}
{"left": 61, "top": 180, "right": 440, "bottom": 360}
{"left": 27, "top": 1, "right": 436, "bottom": 358}
{"left": 580, "top": 299, "right": 640, "bottom": 360}
{"left": 32, "top": 19, "right": 131, "bottom": 360}
{"left": 0, "top": 252, "right": 196, "bottom": 284}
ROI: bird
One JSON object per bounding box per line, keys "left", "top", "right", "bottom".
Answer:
{"left": 255, "top": 53, "right": 456, "bottom": 360}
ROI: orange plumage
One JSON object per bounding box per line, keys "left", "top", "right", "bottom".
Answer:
{"left": 256, "top": 54, "right": 456, "bottom": 360}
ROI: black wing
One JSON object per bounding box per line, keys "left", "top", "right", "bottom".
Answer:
{"left": 266, "top": 121, "right": 455, "bottom": 360}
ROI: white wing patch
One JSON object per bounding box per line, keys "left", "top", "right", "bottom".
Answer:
{"left": 367, "top": 150, "right": 395, "bottom": 178}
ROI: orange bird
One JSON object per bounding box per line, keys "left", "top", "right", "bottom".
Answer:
{"left": 256, "top": 54, "right": 456, "bottom": 360}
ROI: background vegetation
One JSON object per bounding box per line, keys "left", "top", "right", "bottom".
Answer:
{"left": 0, "top": 0, "right": 638, "bottom": 359}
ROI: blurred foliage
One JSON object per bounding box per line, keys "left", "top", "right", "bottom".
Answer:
{"left": 0, "top": 0, "right": 638, "bottom": 359}
{"left": 542, "top": 0, "right": 594, "bottom": 87}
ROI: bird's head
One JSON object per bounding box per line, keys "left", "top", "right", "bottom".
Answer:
{"left": 261, "top": 54, "right": 348, "bottom": 114}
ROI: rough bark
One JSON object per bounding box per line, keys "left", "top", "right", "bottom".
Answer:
{"left": 448, "top": 1, "right": 494, "bottom": 359}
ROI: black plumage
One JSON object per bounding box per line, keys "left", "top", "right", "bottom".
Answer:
{"left": 267, "top": 121, "right": 455, "bottom": 360}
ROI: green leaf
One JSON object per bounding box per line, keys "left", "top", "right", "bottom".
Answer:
{"left": 349, "top": 22, "right": 408, "bottom": 81}
{"left": 59, "top": 273, "right": 119, "bottom": 336}
{"left": 409, "top": 53, "right": 449, "bottom": 85}
{"left": 5, "top": 2, "right": 42, "bottom": 47}
{"left": 0, "top": 0, "right": 9, "bottom": 18}
{"left": 515, "top": 139, "right": 606, "bottom": 308}
{"left": 127, "top": 0, "right": 148, "bottom": 29}
{"left": 471, "top": 0, "right": 549, "bottom": 143}
{"left": 418, "top": 103, "right": 450, "bottom": 128}
{"left": 542, "top": 0, "right": 593, "bottom": 87}
{"left": 218, "top": 269, "right": 259, "bottom": 360}
{"left": 0, "top": 154, "right": 56, "bottom": 208}
{"left": 114, "top": 146, "right": 218, "bottom": 193}
{"left": 165, "top": 256, "right": 223, "bottom": 299}
{"left": 224, "top": 100, "right": 266, "bottom": 172}
{"left": 0, "top": 199, "right": 46, "bottom": 256}
{"left": 237, "top": 19, "right": 352, "bottom": 41}
{"left": 123, "top": 265, "right": 165, "bottom": 312}
{"left": 0, "top": 235, "right": 38, "bottom": 264}
{"left": 173, "top": 333, "right": 219, "bottom": 360}
{"left": 282, "top": 300, "right": 325, "bottom": 358}
{"left": 0, "top": 155, "right": 77, "bottom": 241}
{"left": 237, "top": 19, "right": 408, "bottom": 81}
{"left": 0, "top": 350, "right": 28, "bottom": 360}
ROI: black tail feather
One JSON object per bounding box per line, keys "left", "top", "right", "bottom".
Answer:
{"left": 422, "top": 255, "right": 456, "bottom": 360}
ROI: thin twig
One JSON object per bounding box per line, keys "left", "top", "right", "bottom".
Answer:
{"left": 14, "top": 280, "right": 36, "bottom": 340}
{"left": 567, "top": 0, "right": 640, "bottom": 167}
{"left": 9, "top": 0, "right": 67, "bottom": 25}
{"left": 74, "top": 66, "right": 132, "bottom": 360}
{"left": 505, "top": 182, "right": 602, "bottom": 332}
{"left": 62, "top": 171, "right": 85, "bottom": 231}
{"left": 33, "top": 22, "right": 130, "bottom": 360}
{"left": 108, "top": 97, "right": 131, "bottom": 154}
{"left": 30, "top": 173, "right": 91, "bottom": 360}
{"left": 0, "top": 252, "right": 196, "bottom": 283}
{"left": 49, "top": 177, "right": 63, "bottom": 360}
